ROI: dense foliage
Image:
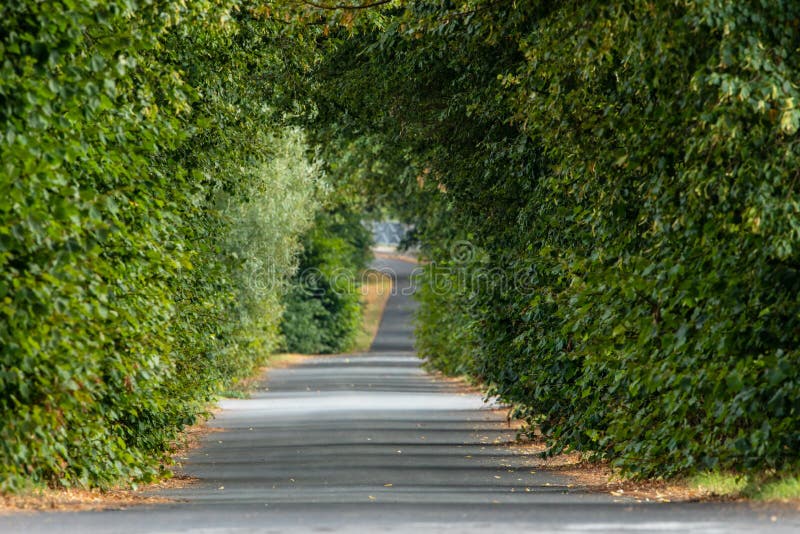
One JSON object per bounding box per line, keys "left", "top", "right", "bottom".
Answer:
{"left": 4, "top": 0, "right": 799, "bottom": 490}
{"left": 281, "top": 207, "right": 372, "bottom": 354}
{"left": 308, "top": 0, "right": 800, "bottom": 477}
{"left": 0, "top": 0, "right": 324, "bottom": 490}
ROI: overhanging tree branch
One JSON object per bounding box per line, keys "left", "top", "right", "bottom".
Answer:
{"left": 301, "top": 0, "right": 392, "bottom": 9}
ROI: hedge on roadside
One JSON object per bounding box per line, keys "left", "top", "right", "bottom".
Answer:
{"left": 281, "top": 208, "right": 372, "bottom": 354}
{"left": 307, "top": 0, "right": 800, "bottom": 478}
{"left": 0, "top": 0, "right": 322, "bottom": 490}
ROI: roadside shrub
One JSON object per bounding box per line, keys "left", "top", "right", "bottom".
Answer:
{"left": 0, "top": 1, "right": 320, "bottom": 490}
{"left": 309, "top": 0, "right": 800, "bottom": 477}
{"left": 281, "top": 209, "right": 371, "bottom": 354}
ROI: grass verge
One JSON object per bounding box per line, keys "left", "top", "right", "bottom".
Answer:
{"left": 351, "top": 268, "right": 393, "bottom": 352}
{"left": 688, "top": 471, "right": 800, "bottom": 502}
{"left": 0, "top": 487, "right": 169, "bottom": 515}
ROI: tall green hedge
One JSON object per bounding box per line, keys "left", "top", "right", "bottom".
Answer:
{"left": 308, "top": 0, "right": 800, "bottom": 477}
{"left": 281, "top": 208, "right": 372, "bottom": 354}
{"left": 0, "top": 1, "right": 321, "bottom": 490}
{"left": 5, "top": 0, "right": 799, "bottom": 489}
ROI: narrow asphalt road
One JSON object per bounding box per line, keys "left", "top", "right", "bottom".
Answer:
{"left": 2, "top": 257, "right": 799, "bottom": 533}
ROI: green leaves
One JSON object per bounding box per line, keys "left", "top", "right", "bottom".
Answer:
{"left": 281, "top": 208, "right": 371, "bottom": 355}
{"left": 308, "top": 0, "right": 800, "bottom": 478}
{"left": 1, "top": 0, "right": 325, "bottom": 491}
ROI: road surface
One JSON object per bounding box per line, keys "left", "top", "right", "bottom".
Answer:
{"left": 1, "top": 257, "right": 798, "bottom": 533}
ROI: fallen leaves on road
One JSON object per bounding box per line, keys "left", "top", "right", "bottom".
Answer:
{"left": 0, "top": 486, "right": 173, "bottom": 515}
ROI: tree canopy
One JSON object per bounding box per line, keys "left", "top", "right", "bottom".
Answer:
{"left": 2, "top": 0, "right": 799, "bottom": 487}
{"left": 305, "top": 0, "right": 800, "bottom": 477}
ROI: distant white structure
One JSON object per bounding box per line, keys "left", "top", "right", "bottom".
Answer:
{"left": 367, "top": 221, "right": 413, "bottom": 247}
